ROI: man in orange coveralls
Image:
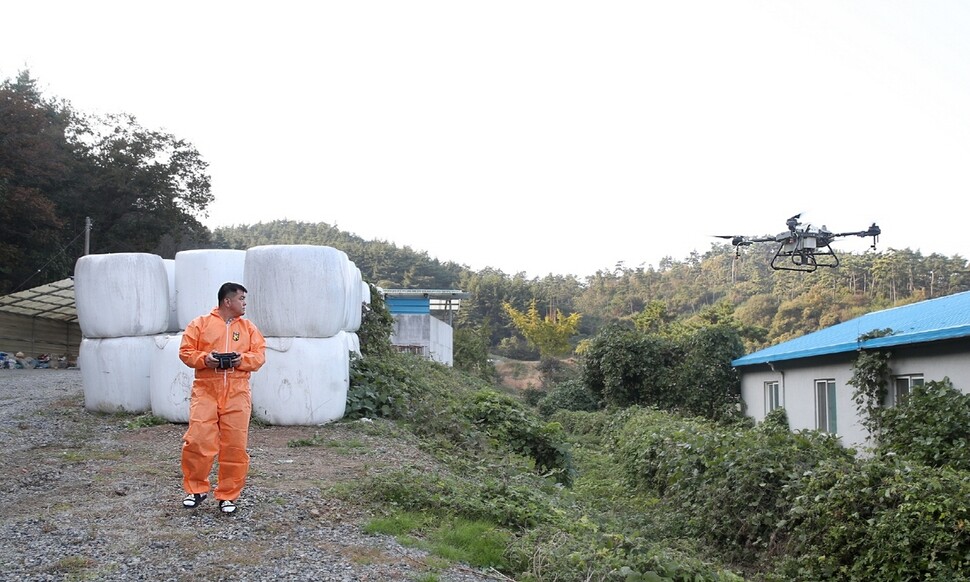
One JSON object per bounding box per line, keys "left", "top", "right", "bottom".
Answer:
{"left": 179, "top": 282, "right": 266, "bottom": 514}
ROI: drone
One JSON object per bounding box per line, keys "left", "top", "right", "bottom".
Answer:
{"left": 716, "top": 214, "right": 881, "bottom": 272}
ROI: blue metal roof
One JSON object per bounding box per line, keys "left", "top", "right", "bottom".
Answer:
{"left": 386, "top": 296, "right": 430, "bottom": 315}
{"left": 732, "top": 291, "right": 970, "bottom": 367}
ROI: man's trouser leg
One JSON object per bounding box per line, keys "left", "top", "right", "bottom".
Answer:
{"left": 213, "top": 382, "right": 251, "bottom": 501}
{"left": 181, "top": 382, "right": 219, "bottom": 494}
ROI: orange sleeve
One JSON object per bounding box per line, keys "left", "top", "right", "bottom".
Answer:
{"left": 179, "top": 317, "right": 210, "bottom": 370}
{"left": 236, "top": 321, "right": 266, "bottom": 373}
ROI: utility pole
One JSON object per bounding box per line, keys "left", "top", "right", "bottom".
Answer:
{"left": 84, "top": 217, "right": 92, "bottom": 255}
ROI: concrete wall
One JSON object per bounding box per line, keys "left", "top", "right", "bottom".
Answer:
{"left": 390, "top": 314, "right": 453, "bottom": 366}
{"left": 739, "top": 338, "right": 970, "bottom": 451}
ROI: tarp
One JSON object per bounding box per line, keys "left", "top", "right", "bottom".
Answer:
{"left": 0, "top": 278, "right": 77, "bottom": 322}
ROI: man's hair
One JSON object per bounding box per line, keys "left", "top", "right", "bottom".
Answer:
{"left": 218, "top": 282, "right": 247, "bottom": 303}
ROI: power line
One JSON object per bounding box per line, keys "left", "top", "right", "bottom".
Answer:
{"left": 12, "top": 224, "right": 89, "bottom": 293}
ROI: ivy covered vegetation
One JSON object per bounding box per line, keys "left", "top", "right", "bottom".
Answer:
{"left": 333, "top": 295, "right": 970, "bottom": 581}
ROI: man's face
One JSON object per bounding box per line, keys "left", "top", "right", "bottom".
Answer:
{"left": 225, "top": 291, "right": 247, "bottom": 318}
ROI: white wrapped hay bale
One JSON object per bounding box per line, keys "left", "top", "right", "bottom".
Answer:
{"left": 163, "top": 259, "right": 179, "bottom": 333}
{"left": 361, "top": 280, "right": 372, "bottom": 306}
{"left": 343, "top": 264, "right": 363, "bottom": 332}
{"left": 79, "top": 335, "right": 155, "bottom": 413}
{"left": 149, "top": 333, "right": 192, "bottom": 423}
{"left": 340, "top": 330, "right": 361, "bottom": 356}
{"left": 175, "top": 249, "right": 246, "bottom": 329}
{"left": 74, "top": 253, "right": 170, "bottom": 338}
{"left": 251, "top": 336, "right": 350, "bottom": 425}
{"left": 244, "top": 245, "right": 351, "bottom": 338}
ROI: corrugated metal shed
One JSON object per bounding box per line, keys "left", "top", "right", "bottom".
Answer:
{"left": 0, "top": 278, "right": 77, "bottom": 322}
{"left": 733, "top": 290, "right": 970, "bottom": 367}
{"left": 382, "top": 289, "right": 468, "bottom": 313}
{"left": 386, "top": 296, "right": 430, "bottom": 315}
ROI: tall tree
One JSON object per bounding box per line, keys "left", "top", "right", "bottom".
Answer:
{"left": 0, "top": 71, "right": 74, "bottom": 292}
{"left": 66, "top": 112, "right": 213, "bottom": 255}
{"left": 503, "top": 298, "right": 581, "bottom": 358}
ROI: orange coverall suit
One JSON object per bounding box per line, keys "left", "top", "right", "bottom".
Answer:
{"left": 179, "top": 308, "right": 266, "bottom": 502}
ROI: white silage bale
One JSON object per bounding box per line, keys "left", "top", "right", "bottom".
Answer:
{"left": 175, "top": 249, "right": 246, "bottom": 329}
{"left": 340, "top": 330, "right": 361, "bottom": 356}
{"left": 163, "top": 259, "right": 179, "bottom": 332}
{"left": 343, "top": 264, "right": 363, "bottom": 332}
{"left": 74, "top": 253, "right": 169, "bottom": 338}
{"left": 250, "top": 336, "right": 350, "bottom": 425}
{"left": 79, "top": 335, "right": 155, "bottom": 413}
{"left": 149, "top": 333, "right": 192, "bottom": 423}
{"left": 361, "top": 280, "right": 372, "bottom": 305}
{"left": 244, "top": 245, "right": 350, "bottom": 338}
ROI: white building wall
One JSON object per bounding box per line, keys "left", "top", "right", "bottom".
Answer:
{"left": 429, "top": 316, "right": 453, "bottom": 366}
{"left": 890, "top": 350, "right": 970, "bottom": 387}
{"left": 740, "top": 344, "right": 970, "bottom": 452}
{"left": 390, "top": 314, "right": 454, "bottom": 366}
{"left": 740, "top": 362, "right": 866, "bottom": 449}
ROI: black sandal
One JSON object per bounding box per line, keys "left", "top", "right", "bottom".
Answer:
{"left": 218, "top": 499, "right": 237, "bottom": 514}
{"left": 183, "top": 493, "right": 207, "bottom": 508}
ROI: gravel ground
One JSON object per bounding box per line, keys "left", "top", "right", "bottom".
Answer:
{"left": 0, "top": 369, "right": 509, "bottom": 581}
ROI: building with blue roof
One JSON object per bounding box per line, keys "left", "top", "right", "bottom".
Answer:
{"left": 734, "top": 290, "right": 970, "bottom": 450}
{"left": 383, "top": 289, "right": 468, "bottom": 366}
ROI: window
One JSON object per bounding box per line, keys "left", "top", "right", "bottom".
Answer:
{"left": 765, "top": 381, "right": 783, "bottom": 413}
{"left": 815, "top": 379, "right": 837, "bottom": 433}
{"left": 890, "top": 375, "right": 924, "bottom": 406}
{"left": 393, "top": 344, "right": 427, "bottom": 357}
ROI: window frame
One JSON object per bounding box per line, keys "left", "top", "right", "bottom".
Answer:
{"left": 764, "top": 380, "right": 783, "bottom": 414}
{"left": 889, "top": 374, "right": 924, "bottom": 406}
{"left": 815, "top": 378, "right": 837, "bottom": 433}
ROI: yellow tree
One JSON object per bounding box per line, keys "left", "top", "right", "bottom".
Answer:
{"left": 502, "top": 299, "right": 581, "bottom": 358}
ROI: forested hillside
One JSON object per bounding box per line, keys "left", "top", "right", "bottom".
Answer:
{"left": 214, "top": 220, "right": 970, "bottom": 352}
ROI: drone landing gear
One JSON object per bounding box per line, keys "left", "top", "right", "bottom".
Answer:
{"left": 770, "top": 244, "right": 840, "bottom": 272}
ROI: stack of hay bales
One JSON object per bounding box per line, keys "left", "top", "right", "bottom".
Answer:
{"left": 245, "top": 245, "right": 363, "bottom": 426}
{"left": 75, "top": 253, "right": 171, "bottom": 413}
{"left": 148, "top": 249, "right": 246, "bottom": 423}
{"left": 75, "top": 246, "right": 364, "bottom": 426}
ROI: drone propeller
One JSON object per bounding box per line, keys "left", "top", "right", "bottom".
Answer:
{"left": 714, "top": 235, "right": 749, "bottom": 246}
{"left": 714, "top": 234, "right": 777, "bottom": 246}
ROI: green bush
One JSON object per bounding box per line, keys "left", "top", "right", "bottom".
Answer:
{"left": 466, "top": 389, "right": 576, "bottom": 485}
{"left": 355, "top": 465, "right": 559, "bottom": 529}
{"left": 581, "top": 324, "right": 745, "bottom": 422}
{"left": 345, "top": 352, "right": 406, "bottom": 419}
{"left": 537, "top": 377, "right": 600, "bottom": 416}
{"left": 348, "top": 352, "right": 575, "bottom": 484}
{"left": 453, "top": 324, "right": 495, "bottom": 381}
{"left": 508, "top": 524, "right": 745, "bottom": 582}
{"left": 494, "top": 336, "right": 540, "bottom": 361}
{"left": 607, "top": 407, "right": 851, "bottom": 564}
{"left": 582, "top": 325, "right": 680, "bottom": 409}
{"left": 777, "top": 454, "right": 970, "bottom": 581}
{"left": 877, "top": 378, "right": 970, "bottom": 470}
{"left": 671, "top": 326, "right": 744, "bottom": 421}
{"left": 549, "top": 409, "right": 613, "bottom": 440}
{"left": 357, "top": 284, "right": 395, "bottom": 357}
{"left": 759, "top": 406, "right": 790, "bottom": 433}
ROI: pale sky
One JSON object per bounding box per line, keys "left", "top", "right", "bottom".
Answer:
{"left": 3, "top": 1, "right": 969, "bottom": 278}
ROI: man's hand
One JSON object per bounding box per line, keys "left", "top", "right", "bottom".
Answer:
{"left": 204, "top": 353, "right": 220, "bottom": 369}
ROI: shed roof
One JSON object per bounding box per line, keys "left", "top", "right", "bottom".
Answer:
{"left": 0, "top": 278, "right": 77, "bottom": 323}
{"left": 382, "top": 289, "right": 468, "bottom": 312}
{"left": 732, "top": 290, "right": 970, "bottom": 367}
